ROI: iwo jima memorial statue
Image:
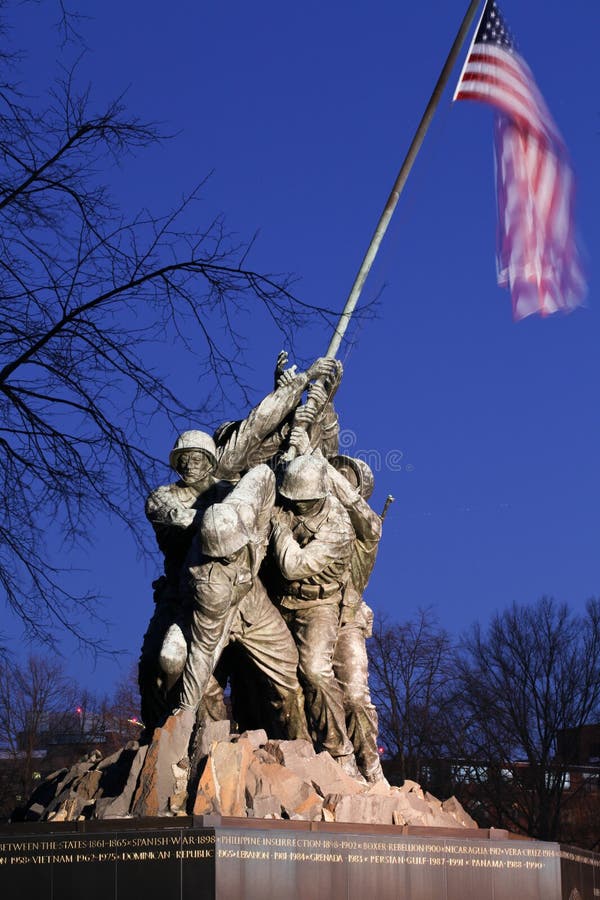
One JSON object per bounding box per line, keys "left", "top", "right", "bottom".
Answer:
{"left": 10, "top": 363, "right": 595, "bottom": 900}
{"left": 19, "top": 349, "right": 473, "bottom": 826}
{"left": 5, "top": 2, "right": 597, "bottom": 898}
{"left": 8, "top": 375, "right": 597, "bottom": 898}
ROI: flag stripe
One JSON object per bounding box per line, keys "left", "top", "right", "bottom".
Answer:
{"left": 454, "top": 0, "right": 585, "bottom": 320}
{"left": 457, "top": 48, "right": 562, "bottom": 145}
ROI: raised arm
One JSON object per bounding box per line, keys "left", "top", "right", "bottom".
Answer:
{"left": 216, "top": 357, "right": 339, "bottom": 479}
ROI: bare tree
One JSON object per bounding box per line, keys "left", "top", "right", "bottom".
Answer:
{"left": 368, "top": 609, "right": 454, "bottom": 787}
{"left": 454, "top": 597, "right": 600, "bottom": 841}
{"left": 0, "top": 2, "right": 335, "bottom": 649}
{"left": 103, "top": 664, "right": 143, "bottom": 749}
{"left": 0, "top": 654, "right": 78, "bottom": 814}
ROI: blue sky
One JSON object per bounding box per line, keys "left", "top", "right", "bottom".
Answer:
{"left": 5, "top": 0, "right": 599, "bottom": 697}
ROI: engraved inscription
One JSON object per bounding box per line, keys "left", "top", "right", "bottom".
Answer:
{"left": 0, "top": 829, "right": 570, "bottom": 876}
{"left": 211, "top": 832, "right": 561, "bottom": 873}
{"left": 0, "top": 832, "right": 215, "bottom": 866}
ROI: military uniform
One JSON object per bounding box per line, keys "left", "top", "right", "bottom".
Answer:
{"left": 272, "top": 490, "right": 356, "bottom": 760}
{"left": 140, "top": 370, "right": 316, "bottom": 731}
{"left": 327, "top": 463, "right": 385, "bottom": 781}
{"left": 179, "top": 465, "right": 309, "bottom": 741}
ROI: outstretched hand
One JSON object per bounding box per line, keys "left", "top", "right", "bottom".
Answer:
{"left": 274, "top": 350, "right": 297, "bottom": 388}
{"left": 289, "top": 426, "right": 311, "bottom": 455}
{"left": 306, "top": 382, "right": 329, "bottom": 409}
{"left": 308, "top": 357, "right": 341, "bottom": 382}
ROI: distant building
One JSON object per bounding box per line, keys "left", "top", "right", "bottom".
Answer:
{"left": 0, "top": 710, "right": 142, "bottom": 820}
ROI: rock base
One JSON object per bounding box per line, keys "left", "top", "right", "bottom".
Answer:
{"left": 13, "top": 723, "right": 477, "bottom": 829}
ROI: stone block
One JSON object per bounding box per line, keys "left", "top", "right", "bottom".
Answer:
{"left": 264, "top": 739, "right": 316, "bottom": 767}
{"left": 250, "top": 795, "right": 283, "bottom": 818}
{"left": 195, "top": 719, "right": 231, "bottom": 760}
{"left": 38, "top": 768, "right": 104, "bottom": 822}
{"left": 366, "top": 780, "right": 393, "bottom": 797}
{"left": 247, "top": 757, "right": 319, "bottom": 819}
{"left": 392, "top": 791, "right": 434, "bottom": 826}
{"left": 193, "top": 762, "right": 217, "bottom": 816}
{"left": 132, "top": 708, "right": 195, "bottom": 817}
{"left": 282, "top": 750, "right": 364, "bottom": 798}
{"left": 239, "top": 729, "right": 268, "bottom": 749}
{"left": 254, "top": 748, "right": 278, "bottom": 764}
{"left": 48, "top": 796, "right": 85, "bottom": 822}
{"left": 442, "top": 795, "right": 478, "bottom": 828}
{"left": 291, "top": 792, "right": 323, "bottom": 821}
{"left": 194, "top": 737, "right": 254, "bottom": 817}
{"left": 27, "top": 803, "right": 46, "bottom": 818}
{"left": 399, "top": 779, "right": 424, "bottom": 799}
{"left": 96, "top": 745, "right": 148, "bottom": 819}
{"left": 428, "top": 806, "right": 464, "bottom": 828}
{"left": 325, "top": 792, "right": 399, "bottom": 825}
{"left": 20, "top": 768, "right": 68, "bottom": 820}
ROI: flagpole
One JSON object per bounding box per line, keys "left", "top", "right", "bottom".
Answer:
{"left": 452, "top": 0, "right": 488, "bottom": 101}
{"left": 326, "top": 0, "right": 483, "bottom": 359}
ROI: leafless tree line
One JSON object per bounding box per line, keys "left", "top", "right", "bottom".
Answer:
{"left": 368, "top": 597, "right": 600, "bottom": 847}
{"left": 0, "top": 654, "right": 140, "bottom": 817}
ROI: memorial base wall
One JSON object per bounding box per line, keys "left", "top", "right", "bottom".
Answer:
{"left": 1, "top": 817, "right": 598, "bottom": 899}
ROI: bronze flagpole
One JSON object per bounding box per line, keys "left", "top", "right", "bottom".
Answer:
{"left": 326, "top": 0, "right": 483, "bottom": 359}
{"left": 283, "top": 1, "right": 483, "bottom": 462}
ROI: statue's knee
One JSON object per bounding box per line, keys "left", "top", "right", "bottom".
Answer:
{"left": 343, "top": 689, "right": 366, "bottom": 711}
{"left": 301, "top": 656, "right": 333, "bottom": 687}
{"left": 159, "top": 623, "right": 187, "bottom": 677}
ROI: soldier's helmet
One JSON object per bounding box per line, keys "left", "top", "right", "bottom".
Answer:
{"left": 278, "top": 455, "right": 329, "bottom": 501}
{"left": 201, "top": 504, "right": 250, "bottom": 557}
{"left": 330, "top": 455, "right": 375, "bottom": 500}
{"left": 169, "top": 430, "right": 217, "bottom": 471}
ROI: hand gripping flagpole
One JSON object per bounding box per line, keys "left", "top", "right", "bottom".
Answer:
{"left": 325, "top": 0, "right": 483, "bottom": 359}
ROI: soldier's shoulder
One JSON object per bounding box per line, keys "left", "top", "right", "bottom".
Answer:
{"left": 327, "top": 494, "right": 352, "bottom": 518}
{"left": 146, "top": 481, "right": 172, "bottom": 507}
{"left": 145, "top": 481, "right": 191, "bottom": 514}
{"left": 325, "top": 495, "right": 355, "bottom": 535}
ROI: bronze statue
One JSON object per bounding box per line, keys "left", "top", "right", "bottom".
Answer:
{"left": 139, "top": 355, "right": 338, "bottom": 730}
{"left": 327, "top": 455, "right": 387, "bottom": 783}
{"left": 138, "top": 350, "right": 388, "bottom": 789}
{"left": 271, "top": 454, "right": 361, "bottom": 777}
{"left": 177, "top": 464, "right": 309, "bottom": 742}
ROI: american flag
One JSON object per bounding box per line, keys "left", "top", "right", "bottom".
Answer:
{"left": 454, "top": 0, "right": 586, "bottom": 320}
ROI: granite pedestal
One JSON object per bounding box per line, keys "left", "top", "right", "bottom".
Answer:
{"left": 1, "top": 816, "right": 597, "bottom": 899}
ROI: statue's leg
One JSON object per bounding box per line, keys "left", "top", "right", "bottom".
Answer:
{"left": 290, "top": 604, "right": 355, "bottom": 761}
{"left": 179, "top": 585, "right": 234, "bottom": 711}
{"left": 203, "top": 670, "right": 229, "bottom": 722}
{"left": 333, "top": 621, "right": 385, "bottom": 782}
{"left": 138, "top": 597, "right": 176, "bottom": 734}
{"left": 235, "top": 593, "right": 311, "bottom": 741}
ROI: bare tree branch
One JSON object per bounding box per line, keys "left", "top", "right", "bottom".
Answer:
{"left": 453, "top": 597, "right": 600, "bottom": 841}
{"left": 0, "top": 2, "right": 347, "bottom": 650}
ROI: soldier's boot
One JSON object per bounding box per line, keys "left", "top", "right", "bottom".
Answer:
{"left": 335, "top": 751, "right": 365, "bottom": 782}
{"left": 345, "top": 699, "right": 388, "bottom": 783}
{"left": 365, "top": 759, "right": 389, "bottom": 786}
{"left": 280, "top": 686, "right": 311, "bottom": 742}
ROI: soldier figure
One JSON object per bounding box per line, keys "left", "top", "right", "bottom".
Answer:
{"left": 328, "top": 455, "right": 387, "bottom": 783}
{"left": 271, "top": 455, "right": 360, "bottom": 777}
{"left": 176, "top": 464, "right": 310, "bottom": 742}
{"left": 140, "top": 355, "right": 338, "bottom": 730}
